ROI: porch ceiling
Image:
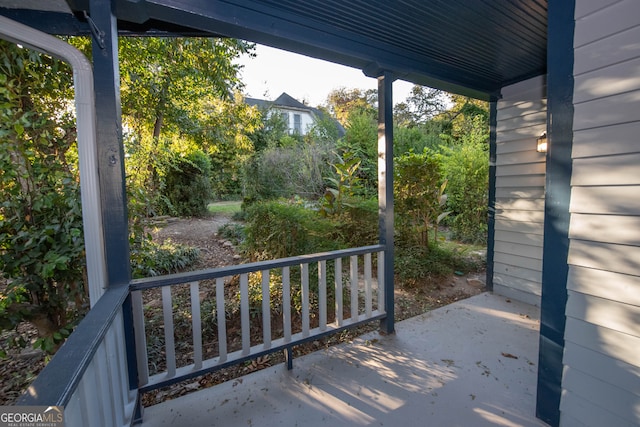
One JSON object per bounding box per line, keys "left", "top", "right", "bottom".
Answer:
{"left": 0, "top": 0, "right": 547, "bottom": 100}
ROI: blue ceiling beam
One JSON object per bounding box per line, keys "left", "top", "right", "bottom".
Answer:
{"left": 61, "top": 0, "right": 511, "bottom": 99}
{"left": 3, "top": 0, "right": 548, "bottom": 99}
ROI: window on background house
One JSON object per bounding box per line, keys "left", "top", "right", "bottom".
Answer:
{"left": 294, "top": 113, "right": 302, "bottom": 134}
{"left": 282, "top": 112, "right": 290, "bottom": 132}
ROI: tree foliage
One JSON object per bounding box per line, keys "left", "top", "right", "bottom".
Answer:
{"left": 324, "top": 87, "right": 377, "bottom": 126}
{"left": 118, "top": 37, "right": 257, "bottom": 207}
{"left": 119, "top": 37, "right": 251, "bottom": 141}
{"left": 394, "top": 150, "right": 449, "bottom": 248}
{"left": 394, "top": 86, "right": 448, "bottom": 127}
{"left": 0, "top": 41, "right": 85, "bottom": 353}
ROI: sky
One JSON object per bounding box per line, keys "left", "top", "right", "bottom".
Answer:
{"left": 235, "top": 44, "right": 415, "bottom": 108}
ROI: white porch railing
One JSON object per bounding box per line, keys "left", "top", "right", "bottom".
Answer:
{"left": 130, "top": 245, "right": 385, "bottom": 393}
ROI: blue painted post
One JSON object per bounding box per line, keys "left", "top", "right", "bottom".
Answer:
{"left": 485, "top": 100, "right": 498, "bottom": 291}
{"left": 536, "top": 1, "right": 574, "bottom": 425}
{"left": 88, "top": 0, "right": 140, "bottom": 421}
{"left": 89, "top": 0, "right": 130, "bottom": 288}
{"left": 377, "top": 72, "right": 394, "bottom": 335}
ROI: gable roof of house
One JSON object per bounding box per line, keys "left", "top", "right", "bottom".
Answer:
{"left": 273, "top": 92, "right": 308, "bottom": 110}
{"left": 245, "top": 92, "right": 346, "bottom": 137}
{"left": 0, "top": 0, "right": 547, "bottom": 101}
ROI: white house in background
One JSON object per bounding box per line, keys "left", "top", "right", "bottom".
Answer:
{"left": 245, "top": 92, "right": 344, "bottom": 137}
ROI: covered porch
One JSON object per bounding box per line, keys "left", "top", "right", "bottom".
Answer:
{"left": 142, "top": 293, "right": 545, "bottom": 427}
{"left": 1, "top": 1, "right": 569, "bottom": 426}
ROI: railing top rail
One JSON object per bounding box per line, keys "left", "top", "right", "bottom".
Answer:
{"left": 16, "top": 284, "right": 129, "bottom": 406}
{"left": 130, "top": 244, "right": 385, "bottom": 291}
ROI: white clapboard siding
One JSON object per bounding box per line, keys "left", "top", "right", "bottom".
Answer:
{"left": 493, "top": 76, "right": 546, "bottom": 306}
{"left": 572, "top": 153, "right": 640, "bottom": 186}
{"left": 494, "top": 241, "right": 544, "bottom": 259}
{"left": 496, "top": 174, "right": 546, "bottom": 189}
{"left": 568, "top": 266, "right": 640, "bottom": 306}
{"left": 496, "top": 187, "right": 545, "bottom": 200}
{"left": 573, "top": 122, "right": 640, "bottom": 159}
{"left": 493, "top": 273, "right": 542, "bottom": 296}
{"left": 497, "top": 137, "right": 541, "bottom": 154}
{"left": 568, "top": 240, "right": 640, "bottom": 277}
{"left": 570, "top": 186, "right": 640, "bottom": 215}
{"left": 570, "top": 214, "right": 640, "bottom": 246}
{"left": 495, "top": 220, "right": 544, "bottom": 236}
{"left": 495, "top": 208, "right": 545, "bottom": 224}
{"left": 562, "top": 2, "right": 640, "bottom": 426}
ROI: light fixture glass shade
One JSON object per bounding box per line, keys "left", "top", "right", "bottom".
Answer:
{"left": 537, "top": 131, "right": 548, "bottom": 153}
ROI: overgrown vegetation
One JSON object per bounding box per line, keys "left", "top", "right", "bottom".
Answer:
{"left": 1, "top": 34, "right": 489, "bottom": 366}
{"left": 0, "top": 41, "right": 86, "bottom": 354}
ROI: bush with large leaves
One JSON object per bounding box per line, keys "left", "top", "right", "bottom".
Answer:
{"left": 0, "top": 41, "right": 85, "bottom": 354}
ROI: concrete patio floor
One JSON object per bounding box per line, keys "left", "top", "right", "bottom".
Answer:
{"left": 141, "top": 292, "right": 548, "bottom": 426}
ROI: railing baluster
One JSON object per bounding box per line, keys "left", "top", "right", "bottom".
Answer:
{"left": 216, "top": 278, "right": 227, "bottom": 363}
{"left": 128, "top": 246, "right": 386, "bottom": 390}
{"left": 378, "top": 251, "right": 385, "bottom": 312}
{"left": 95, "top": 344, "right": 114, "bottom": 426}
{"left": 131, "top": 290, "right": 149, "bottom": 385}
{"left": 282, "top": 267, "right": 292, "bottom": 343}
{"left": 111, "top": 310, "right": 129, "bottom": 416}
{"left": 335, "top": 258, "right": 343, "bottom": 326}
{"left": 262, "top": 270, "right": 271, "bottom": 349}
{"left": 162, "top": 285, "right": 176, "bottom": 378}
{"left": 190, "top": 281, "right": 203, "bottom": 370}
{"left": 350, "top": 255, "right": 358, "bottom": 321}
{"left": 240, "top": 274, "right": 250, "bottom": 355}
{"left": 104, "top": 330, "right": 124, "bottom": 426}
{"left": 319, "top": 260, "right": 327, "bottom": 331}
{"left": 301, "top": 263, "right": 310, "bottom": 337}
{"left": 76, "top": 375, "right": 92, "bottom": 427}
{"left": 106, "top": 317, "right": 125, "bottom": 427}
{"left": 365, "top": 253, "right": 372, "bottom": 317}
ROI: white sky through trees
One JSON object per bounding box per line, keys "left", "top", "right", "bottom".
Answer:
{"left": 236, "top": 44, "right": 414, "bottom": 107}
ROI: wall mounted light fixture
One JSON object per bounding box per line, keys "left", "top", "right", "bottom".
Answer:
{"left": 537, "top": 131, "right": 548, "bottom": 153}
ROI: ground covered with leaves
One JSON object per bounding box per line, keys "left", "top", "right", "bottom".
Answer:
{"left": 0, "top": 213, "right": 486, "bottom": 406}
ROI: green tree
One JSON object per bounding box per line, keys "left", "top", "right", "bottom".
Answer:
{"left": 305, "top": 108, "right": 342, "bottom": 144}
{"left": 324, "top": 87, "right": 377, "bottom": 126}
{"left": 0, "top": 41, "right": 85, "bottom": 353}
{"left": 117, "top": 37, "right": 256, "bottom": 210}
{"left": 119, "top": 37, "right": 252, "bottom": 141}
{"left": 394, "top": 85, "right": 449, "bottom": 127}
{"left": 338, "top": 110, "right": 378, "bottom": 191}
{"left": 439, "top": 95, "right": 489, "bottom": 144}
{"left": 203, "top": 94, "right": 261, "bottom": 198}
{"left": 441, "top": 114, "right": 489, "bottom": 243}
{"left": 394, "top": 150, "right": 449, "bottom": 248}
{"left": 247, "top": 105, "right": 289, "bottom": 152}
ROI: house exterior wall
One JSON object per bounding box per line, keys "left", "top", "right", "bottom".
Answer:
{"left": 279, "top": 108, "right": 315, "bottom": 135}
{"left": 493, "top": 76, "right": 547, "bottom": 306}
{"left": 560, "top": 1, "right": 640, "bottom": 426}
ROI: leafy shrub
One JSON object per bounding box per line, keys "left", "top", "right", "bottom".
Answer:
{"left": 395, "top": 243, "right": 479, "bottom": 288}
{"left": 241, "top": 141, "right": 336, "bottom": 202}
{"left": 338, "top": 111, "right": 378, "bottom": 192}
{"left": 319, "top": 154, "right": 363, "bottom": 217}
{"left": 335, "top": 198, "right": 379, "bottom": 247}
{"left": 218, "top": 222, "right": 245, "bottom": 246}
{"left": 0, "top": 41, "right": 86, "bottom": 354}
{"left": 163, "top": 150, "right": 213, "bottom": 217}
{"left": 130, "top": 239, "right": 200, "bottom": 278}
{"left": 244, "top": 200, "right": 343, "bottom": 260}
{"left": 441, "top": 139, "right": 489, "bottom": 244}
{"left": 393, "top": 122, "right": 445, "bottom": 155}
{"left": 394, "top": 150, "right": 449, "bottom": 247}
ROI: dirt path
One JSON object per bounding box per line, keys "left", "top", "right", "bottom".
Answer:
{"left": 151, "top": 215, "right": 240, "bottom": 270}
